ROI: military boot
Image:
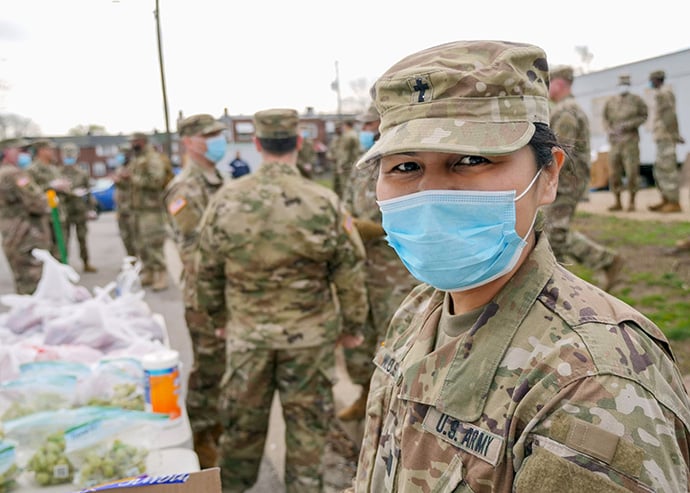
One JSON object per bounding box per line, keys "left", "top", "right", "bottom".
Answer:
{"left": 193, "top": 430, "right": 219, "bottom": 469}
{"left": 83, "top": 259, "right": 98, "bottom": 273}
{"left": 608, "top": 193, "right": 622, "bottom": 211}
{"left": 140, "top": 269, "right": 154, "bottom": 287}
{"left": 658, "top": 201, "right": 682, "bottom": 213}
{"left": 152, "top": 270, "right": 169, "bottom": 291}
{"left": 626, "top": 192, "right": 636, "bottom": 212}
{"left": 337, "top": 386, "right": 369, "bottom": 422}
{"left": 648, "top": 198, "right": 668, "bottom": 211}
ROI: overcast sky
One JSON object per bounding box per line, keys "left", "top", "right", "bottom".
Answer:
{"left": 1, "top": 0, "right": 689, "bottom": 136}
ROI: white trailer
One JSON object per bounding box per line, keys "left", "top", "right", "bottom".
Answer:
{"left": 571, "top": 47, "right": 690, "bottom": 185}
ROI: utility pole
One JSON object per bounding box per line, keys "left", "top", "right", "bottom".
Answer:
{"left": 154, "top": 0, "right": 172, "bottom": 159}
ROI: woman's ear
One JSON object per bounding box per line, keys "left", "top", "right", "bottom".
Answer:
{"left": 539, "top": 147, "right": 565, "bottom": 205}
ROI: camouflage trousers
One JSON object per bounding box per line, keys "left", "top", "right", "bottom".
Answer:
{"left": 64, "top": 218, "right": 90, "bottom": 263}
{"left": 543, "top": 200, "right": 616, "bottom": 271}
{"left": 117, "top": 210, "right": 137, "bottom": 257}
{"left": 132, "top": 209, "right": 167, "bottom": 272}
{"left": 608, "top": 139, "right": 641, "bottom": 194}
{"left": 2, "top": 217, "right": 51, "bottom": 295}
{"left": 184, "top": 307, "right": 226, "bottom": 434}
{"left": 344, "top": 262, "right": 416, "bottom": 386}
{"left": 653, "top": 139, "right": 680, "bottom": 202}
{"left": 218, "top": 344, "right": 335, "bottom": 493}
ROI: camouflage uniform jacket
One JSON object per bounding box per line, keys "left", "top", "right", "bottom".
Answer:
{"left": 26, "top": 160, "right": 66, "bottom": 220}
{"left": 60, "top": 165, "right": 94, "bottom": 222}
{"left": 653, "top": 85, "right": 682, "bottom": 142}
{"left": 0, "top": 165, "right": 50, "bottom": 240}
{"left": 603, "top": 92, "right": 648, "bottom": 144}
{"left": 164, "top": 158, "right": 224, "bottom": 304}
{"left": 113, "top": 166, "right": 132, "bottom": 213}
{"left": 551, "top": 95, "right": 591, "bottom": 201}
{"left": 345, "top": 165, "right": 418, "bottom": 331}
{"left": 354, "top": 234, "right": 690, "bottom": 492}
{"left": 192, "top": 160, "right": 369, "bottom": 350}
{"left": 129, "top": 145, "right": 168, "bottom": 210}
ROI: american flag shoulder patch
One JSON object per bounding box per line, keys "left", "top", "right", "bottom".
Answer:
{"left": 16, "top": 176, "right": 30, "bottom": 188}
{"left": 342, "top": 212, "right": 354, "bottom": 234}
{"left": 168, "top": 197, "right": 188, "bottom": 216}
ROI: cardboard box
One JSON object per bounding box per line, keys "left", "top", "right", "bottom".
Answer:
{"left": 75, "top": 467, "right": 221, "bottom": 493}
{"left": 590, "top": 151, "right": 609, "bottom": 190}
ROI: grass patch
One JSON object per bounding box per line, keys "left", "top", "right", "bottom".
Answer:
{"left": 570, "top": 211, "right": 690, "bottom": 343}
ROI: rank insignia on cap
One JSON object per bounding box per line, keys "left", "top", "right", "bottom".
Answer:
{"left": 168, "top": 197, "right": 188, "bottom": 216}
{"left": 16, "top": 177, "right": 29, "bottom": 188}
{"left": 342, "top": 212, "right": 354, "bottom": 234}
{"left": 411, "top": 76, "right": 431, "bottom": 103}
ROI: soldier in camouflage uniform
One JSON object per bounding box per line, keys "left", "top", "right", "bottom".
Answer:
{"left": 332, "top": 119, "right": 361, "bottom": 198}
{"left": 163, "top": 114, "right": 227, "bottom": 468}
{"left": 58, "top": 142, "right": 98, "bottom": 273}
{"left": 26, "top": 139, "right": 70, "bottom": 260}
{"left": 296, "top": 130, "right": 316, "bottom": 179}
{"left": 112, "top": 145, "right": 136, "bottom": 257}
{"left": 348, "top": 41, "right": 690, "bottom": 493}
{"left": 190, "top": 108, "right": 369, "bottom": 492}
{"left": 0, "top": 139, "right": 52, "bottom": 294}
{"left": 338, "top": 103, "right": 418, "bottom": 422}
{"left": 602, "top": 74, "right": 649, "bottom": 212}
{"left": 128, "top": 132, "right": 170, "bottom": 291}
{"left": 648, "top": 69, "right": 685, "bottom": 213}
{"left": 543, "top": 66, "right": 623, "bottom": 292}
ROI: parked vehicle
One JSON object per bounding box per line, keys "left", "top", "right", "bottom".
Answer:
{"left": 90, "top": 178, "right": 115, "bottom": 212}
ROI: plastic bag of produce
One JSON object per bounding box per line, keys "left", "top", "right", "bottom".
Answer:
{"left": 0, "top": 374, "right": 78, "bottom": 421}
{"left": 78, "top": 358, "right": 145, "bottom": 411}
{"left": 64, "top": 410, "right": 168, "bottom": 488}
{"left": 0, "top": 441, "right": 20, "bottom": 493}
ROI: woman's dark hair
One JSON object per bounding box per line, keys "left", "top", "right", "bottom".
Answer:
{"left": 528, "top": 122, "right": 567, "bottom": 169}
{"left": 257, "top": 136, "right": 298, "bottom": 154}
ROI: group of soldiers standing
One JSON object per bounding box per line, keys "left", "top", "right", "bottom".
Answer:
{"left": 0, "top": 138, "right": 97, "bottom": 294}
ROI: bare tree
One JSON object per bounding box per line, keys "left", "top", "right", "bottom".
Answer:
{"left": 68, "top": 124, "right": 108, "bottom": 136}
{"left": 0, "top": 113, "right": 40, "bottom": 140}
{"left": 575, "top": 46, "right": 594, "bottom": 74}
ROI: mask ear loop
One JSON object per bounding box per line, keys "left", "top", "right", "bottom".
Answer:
{"left": 514, "top": 168, "right": 543, "bottom": 241}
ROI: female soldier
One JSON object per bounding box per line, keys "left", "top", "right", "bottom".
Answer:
{"left": 351, "top": 40, "right": 690, "bottom": 492}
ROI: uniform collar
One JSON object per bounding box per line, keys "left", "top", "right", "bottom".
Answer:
{"left": 395, "top": 233, "right": 557, "bottom": 421}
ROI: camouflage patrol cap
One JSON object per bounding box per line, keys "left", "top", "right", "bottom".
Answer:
{"left": 356, "top": 40, "right": 550, "bottom": 168}
{"left": 60, "top": 142, "right": 79, "bottom": 158}
{"left": 253, "top": 108, "right": 299, "bottom": 139}
{"left": 550, "top": 65, "right": 574, "bottom": 83}
{"left": 31, "top": 139, "right": 56, "bottom": 151}
{"left": 178, "top": 113, "right": 226, "bottom": 137}
{"left": 618, "top": 74, "right": 631, "bottom": 86}
{"left": 0, "top": 137, "right": 30, "bottom": 151}
{"left": 649, "top": 70, "right": 665, "bottom": 80}
{"left": 357, "top": 104, "right": 380, "bottom": 124}
{"left": 128, "top": 132, "right": 148, "bottom": 142}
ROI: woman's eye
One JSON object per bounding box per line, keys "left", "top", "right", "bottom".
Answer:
{"left": 457, "top": 155, "right": 490, "bottom": 166}
{"left": 392, "top": 160, "right": 420, "bottom": 172}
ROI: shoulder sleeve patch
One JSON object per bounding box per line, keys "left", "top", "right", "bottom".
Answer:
{"left": 342, "top": 211, "right": 354, "bottom": 234}
{"left": 16, "top": 176, "right": 30, "bottom": 188}
{"left": 168, "top": 197, "right": 188, "bottom": 216}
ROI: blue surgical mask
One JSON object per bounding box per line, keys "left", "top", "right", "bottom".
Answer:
{"left": 359, "top": 131, "right": 376, "bottom": 151}
{"left": 204, "top": 135, "right": 227, "bottom": 163}
{"left": 378, "top": 170, "right": 542, "bottom": 291}
{"left": 115, "top": 153, "right": 126, "bottom": 165}
{"left": 17, "top": 152, "right": 32, "bottom": 169}
{"left": 63, "top": 157, "right": 77, "bottom": 166}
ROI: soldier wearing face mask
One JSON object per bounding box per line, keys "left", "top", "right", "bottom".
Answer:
{"left": 59, "top": 142, "right": 98, "bottom": 273}
{"left": 128, "top": 132, "right": 170, "bottom": 291}
{"left": 163, "top": 113, "right": 227, "bottom": 468}
{"left": 0, "top": 138, "right": 52, "bottom": 294}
